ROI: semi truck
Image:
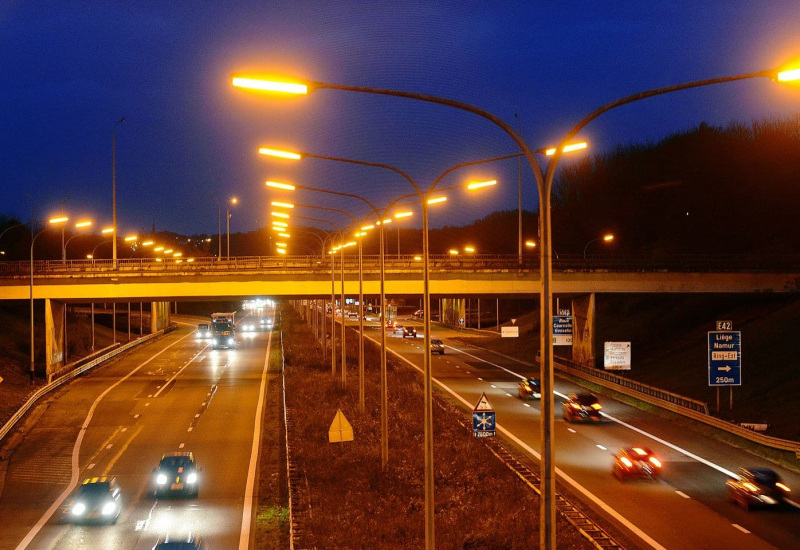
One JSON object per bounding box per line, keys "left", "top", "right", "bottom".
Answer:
{"left": 211, "top": 312, "right": 236, "bottom": 350}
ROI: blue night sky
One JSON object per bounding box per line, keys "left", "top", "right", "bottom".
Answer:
{"left": 2, "top": 1, "right": 799, "bottom": 238}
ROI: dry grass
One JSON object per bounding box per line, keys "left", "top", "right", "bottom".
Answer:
{"left": 281, "top": 306, "right": 595, "bottom": 550}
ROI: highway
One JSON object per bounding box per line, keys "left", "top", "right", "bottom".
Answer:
{"left": 0, "top": 310, "right": 275, "bottom": 550}
{"left": 359, "top": 316, "right": 800, "bottom": 550}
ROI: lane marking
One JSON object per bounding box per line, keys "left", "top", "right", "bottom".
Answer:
{"left": 733, "top": 524, "right": 750, "bottom": 534}
{"left": 14, "top": 329, "right": 194, "bottom": 550}
{"left": 567, "top": 428, "right": 576, "bottom": 433}
{"left": 103, "top": 424, "right": 145, "bottom": 476}
{"left": 596, "top": 445, "right": 607, "bottom": 451}
{"left": 239, "top": 310, "right": 275, "bottom": 550}
{"left": 675, "top": 491, "right": 691, "bottom": 499}
{"left": 152, "top": 343, "right": 210, "bottom": 398}
{"left": 370, "top": 339, "right": 667, "bottom": 550}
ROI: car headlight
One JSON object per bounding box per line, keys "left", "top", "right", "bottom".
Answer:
{"left": 101, "top": 501, "right": 117, "bottom": 515}
{"left": 71, "top": 502, "right": 86, "bottom": 515}
{"left": 187, "top": 472, "right": 198, "bottom": 484}
{"left": 228, "top": 338, "right": 234, "bottom": 345}
{"left": 156, "top": 473, "right": 168, "bottom": 485}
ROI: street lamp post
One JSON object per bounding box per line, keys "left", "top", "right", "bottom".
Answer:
{"left": 31, "top": 216, "right": 69, "bottom": 384}
{"left": 583, "top": 233, "right": 614, "bottom": 260}
{"left": 236, "top": 64, "right": 798, "bottom": 550}
{"left": 211, "top": 196, "right": 222, "bottom": 260}
{"left": 112, "top": 117, "right": 125, "bottom": 269}
{"left": 226, "top": 197, "right": 238, "bottom": 260}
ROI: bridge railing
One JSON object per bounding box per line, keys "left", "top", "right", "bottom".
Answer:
{"left": 2, "top": 253, "right": 800, "bottom": 276}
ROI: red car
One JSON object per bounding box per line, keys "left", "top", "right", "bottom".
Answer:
{"left": 613, "top": 447, "right": 662, "bottom": 481}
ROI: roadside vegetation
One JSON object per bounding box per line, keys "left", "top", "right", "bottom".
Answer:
{"left": 279, "top": 304, "right": 596, "bottom": 550}
{"left": 458, "top": 293, "right": 800, "bottom": 442}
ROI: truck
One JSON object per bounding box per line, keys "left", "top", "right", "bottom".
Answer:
{"left": 210, "top": 312, "right": 236, "bottom": 350}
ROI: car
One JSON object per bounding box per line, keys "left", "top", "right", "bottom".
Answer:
{"left": 726, "top": 467, "right": 791, "bottom": 510}
{"left": 402, "top": 326, "right": 417, "bottom": 338}
{"left": 152, "top": 534, "right": 208, "bottom": 549}
{"left": 612, "top": 447, "right": 662, "bottom": 481}
{"left": 153, "top": 452, "right": 200, "bottom": 498}
{"left": 240, "top": 323, "right": 255, "bottom": 332}
{"left": 430, "top": 339, "right": 445, "bottom": 354}
{"left": 66, "top": 477, "right": 122, "bottom": 524}
{"left": 259, "top": 317, "right": 271, "bottom": 329}
{"left": 196, "top": 323, "right": 210, "bottom": 339}
{"left": 413, "top": 309, "right": 424, "bottom": 319}
{"left": 517, "top": 378, "right": 541, "bottom": 400}
{"left": 385, "top": 320, "right": 396, "bottom": 330}
{"left": 562, "top": 392, "right": 602, "bottom": 423}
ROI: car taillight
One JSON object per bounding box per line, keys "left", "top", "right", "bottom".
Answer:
{"left": 775, "top": 482, "right": 790, "bottom": 492}
{"left": 632, "top": 447, "right": 647, "bottom": 456}
{"left": 620, "top": 457, "right": 633, "bottom": 468}
{"left": 649, "top": 456, "right": 662, "bottom": 468}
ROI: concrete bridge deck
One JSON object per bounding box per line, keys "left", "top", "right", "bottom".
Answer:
{"left": 1, "top": 254, "right": 798, "bottom": 301}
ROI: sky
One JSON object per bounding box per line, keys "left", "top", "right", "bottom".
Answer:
{"left": 2, "top": 1, "right": 800, "bottom": 240}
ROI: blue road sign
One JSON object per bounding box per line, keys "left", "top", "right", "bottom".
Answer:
{"left": 473, "top": 411, "right": 496, "bottom": 438}
{"left": 708, "top": 331, "right": 741, "bottom": 386}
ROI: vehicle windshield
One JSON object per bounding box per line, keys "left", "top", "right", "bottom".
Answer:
{"left": 575, "top": 395, "right": 599, "bottom": 406}
{"left": 79, "top": 483, "right": 111, "bottom": 496}
{"left": 160, "top": 456, "right": 193, "bottom": 470}
{"left": 752, "top": 469, "right": 779, "bottom": 485}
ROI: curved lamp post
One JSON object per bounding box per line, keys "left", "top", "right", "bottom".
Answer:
{"left": 226, "top": 196, "right": 238, "bottom": 260}
{"left": 583, "top": 233, "right": 614, "bottom": 260}
{"left": 112, "top": 116, "right": 125, "bottom": 269}
{"left": 31, "top": 216, "right": 69, "bottom": 384}
{"left": 211, "top": 195, "right": 222, "bottom": 260}
{"left": 235, "top": 63, "right": 799, "bottom": 549}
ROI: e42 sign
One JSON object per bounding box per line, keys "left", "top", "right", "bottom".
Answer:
{"left": 708, "top": 331, "right": 741, "bottom": 386}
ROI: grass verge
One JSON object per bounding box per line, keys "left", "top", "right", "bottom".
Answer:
{"left": 280, "top": 305, "right": 596, "bottom": 550}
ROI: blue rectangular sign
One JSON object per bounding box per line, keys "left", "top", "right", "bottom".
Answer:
{"left": 472, "top": 411, "right": 496, "bottom": 438}
{"left": 708, "top": 331, "right": 741, "bottom": 386}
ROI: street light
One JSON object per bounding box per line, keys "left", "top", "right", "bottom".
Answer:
{"left": 211, "top": 195, "right": 222, "bottom": 260}
{"left": 31, "top": 216, "right": 69, "bottom": 384}
{"left": 112, "top": 116, "right": 125, "bottom": 268}
{"left": 235, "top": 65, "right": 800, "bottom": 549}
{"left": 583, "top": 233, "right": 614, "bottom": 259}
{"left": 63, "top": 220, "right": 94, "bottom": 259}
{"left": 227, "top": 196, "right": 238, "bottom": 260}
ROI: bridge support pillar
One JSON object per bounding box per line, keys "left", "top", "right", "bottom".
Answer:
{"left": 441, "top": 298, "right": 465, "bottom": 327}
{"left": 150, "top": 301, "right": 171, "bottom": 332}
{"left": 572, "top": 293, "right": 596, "bottom": 367}
{"left": 45, "top": 298, "right": 66, "bottom": 382}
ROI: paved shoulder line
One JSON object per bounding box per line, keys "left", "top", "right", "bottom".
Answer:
{"left": 14, "top": 330, "right": 193, "bottom": 550}
{"left": 239, "top": 313, "right": 275, "bottom": 549}
{"left": 361, "top": 331, "right": 665, "bottom": 550}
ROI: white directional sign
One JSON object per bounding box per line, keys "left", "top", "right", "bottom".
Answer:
{"left": 604, "top": 342, "right": 631, "bottom": 370}
{"left": 501, "top": 326, "right": 519, "bottom": 338}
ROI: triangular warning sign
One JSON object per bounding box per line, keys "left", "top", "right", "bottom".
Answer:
{"left": 328, "top": 409, "right": 354, "bottom": 443}
{"left": 474, "top": 392, "right": 493, "bottom": 412}
{"left": 511, "top": 318, "right": 517, "bottom": 325}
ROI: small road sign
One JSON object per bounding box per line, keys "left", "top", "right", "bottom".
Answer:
{"left": 553, "top": 316, "right": 572, "bottom": 346}
{"left": 501, "top": 326, "right": 519, "bottom": 338}
{"left": 328, "top": 409, "right": 354, "bottom": 443}
{"left": 708, "top": 331, "right": 741, "bottom": 386}
{"left": 473, "top": 392, "right": 496, "bottom": 438}
{"left": 716, "top": 320, "right": 733, "bottom": 331}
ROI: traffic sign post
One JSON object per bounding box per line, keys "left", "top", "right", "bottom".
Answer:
{"left": 708, "top": 330, "right": 741, "bottom": 411}
{"left": 472, "top": 392, "right": 496, "bottom": 438}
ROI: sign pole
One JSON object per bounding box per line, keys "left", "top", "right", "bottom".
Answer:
{"left": 730, "top": 387, "right": 733, "bottom": 411}
{"left": 716, "top": 387, "right": 720, "bottom": 414}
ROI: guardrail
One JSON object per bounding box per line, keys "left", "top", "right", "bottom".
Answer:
{"left": 554, "top": 356, "right": 800, "bottom": 455}
{"left": 2, "top": 252, "right": 800, "bottom": 276}
{"left": 0, "top": 324, "right": 176, "bottom": 444}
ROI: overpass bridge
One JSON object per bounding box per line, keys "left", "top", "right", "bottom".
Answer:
{"left": 2, "top": 253, "right": 797, "bottom": 379}
{"left": 1, "top": 253, "right": 799, "bottom": 301}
